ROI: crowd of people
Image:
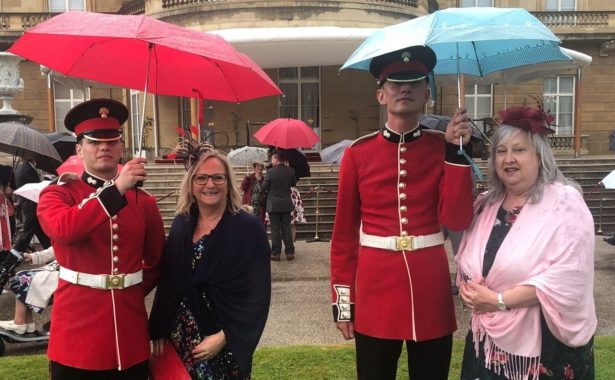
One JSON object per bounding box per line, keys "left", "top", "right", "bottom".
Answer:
{"left": 0, "top": 44, "right": 600, "bottom": 380}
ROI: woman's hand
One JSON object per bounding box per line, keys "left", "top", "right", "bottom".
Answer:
{"left": 459, "top": 281, "right": 499, "bottom": 314}
{"left": 151, "top": 339, "right": 165, "bottom": 357}
{"left": 192, "top": 330, "right": 226, "bottom": 360}
{"left": 23, "top": 252, "right": 33, "bottom": 264}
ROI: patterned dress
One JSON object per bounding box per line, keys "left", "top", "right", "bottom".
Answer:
{"left": 460, "top": 206, "right": 595, "bottom": 380}
{"left": 169, "top": 235, "right": 249, "bottom": 380}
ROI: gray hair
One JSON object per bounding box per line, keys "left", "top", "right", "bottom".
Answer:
{"left": 175, "top": 150, "right": 242, "bottom": 216}
{"left": 478, "top": 125, "right": 581, "bottom": 210}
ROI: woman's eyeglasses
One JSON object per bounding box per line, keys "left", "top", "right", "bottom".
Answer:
{"left": 192, "top": 173, "right": 227, "bottom": 185}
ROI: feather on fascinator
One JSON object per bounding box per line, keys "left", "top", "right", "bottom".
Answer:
{"left": 498, "top": 97, "right": 556, "bottom": 135}
{"left": 168, "top": 139, "right": 215, "bottom": 170}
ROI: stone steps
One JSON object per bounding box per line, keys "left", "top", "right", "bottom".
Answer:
{"left": 144, "top": 157, "right": 615, "bottom": 239}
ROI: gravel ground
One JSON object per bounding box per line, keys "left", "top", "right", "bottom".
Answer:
{"left": 1, "top": 236, "right": 613, "bottom": 357}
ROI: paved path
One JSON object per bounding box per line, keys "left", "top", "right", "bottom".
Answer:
{"left": 2, "top": 236, "right": 613, "bottom": 356}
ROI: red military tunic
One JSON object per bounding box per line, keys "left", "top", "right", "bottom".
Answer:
{"left": 330, "top": 125, "right": 474, "bottom": 341}
{"left": 38, "top": 172, "right": 165, "bottom": 371}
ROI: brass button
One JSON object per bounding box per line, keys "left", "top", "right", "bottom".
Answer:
{"left": 113, "top": 256, "right": 119, "bottom": 263}
{"left": 399, "top": 193, "right": 407, "bottom": 200}
{"left": 112, "top": 215, "right": 118, "bottom": 220}
{"left": 398, "top": 182, "right": 406, "bottom": 189}
{"left": 112, "top": 223, "right": 119, "bottom": 231}
{"left": 401, "top": 230, "right": 408, "bottom": 236}
{"left": 112, "top": 234, "right": 119, "bottom": 241}
{"left": 400, "top": 170, "right": 407, "bottom": 177}
{"left": 400, "top": 146, "right": 407, "bottom": 153}
{"left": 400, "top": 158, "right": 407, "bottom": 164}
{"left": 401, "top": 217, "right": 408, "bottom": 224}
{"left": 112, "top": 245, "right": 119, "bottom": 253}
{"left": 113, "top": 267, "right": 119, "bottom": 274}
{"left": 400, "top": 205, "right": 407, "bottom": 212}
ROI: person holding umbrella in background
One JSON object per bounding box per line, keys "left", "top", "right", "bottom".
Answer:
{"left": 330, "top": 46, "right": 474, "bottom": 379}
{"left": 37, "top": 99, "right": 165, "bottom": 379}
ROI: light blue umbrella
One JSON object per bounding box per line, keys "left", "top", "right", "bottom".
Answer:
{"left": 342, "top": 7, "right": 571, "bottom": 79}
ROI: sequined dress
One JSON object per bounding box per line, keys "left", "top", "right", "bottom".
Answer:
{"left": 169, "top": 235, "right": 249, "bottom": 380}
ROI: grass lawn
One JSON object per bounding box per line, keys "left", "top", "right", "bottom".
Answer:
{"left": 1, "top": 337, "right": 613, "bottom": 379}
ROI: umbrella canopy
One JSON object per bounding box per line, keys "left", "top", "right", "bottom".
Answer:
{"left": 319, "top": 140, "right": 353, "bottom": 166}
{"left": 601, "top": 170, "right": 615, "bottom": 190}
{"left": 14, "top": 180, "right": 51, "bottom": 203}
{"left": 227, "top": 146, "right": 268, "bottom": 167}
{"left": 9, "top": 11, "right": 281, "bottom": 102}
{"left": 253, "top": 118, "right": 320, "bottom": 149}
{"left": 342, "top": 7, "right": 570, "bottom": 79}
{"left": 0, "top": 122, "right": 62, "bottom": 174}
{"left": 57, "top": 155, "right": 123, "bottom": 177}
{"left": 279, "top": 148, "right": 311, "bottom": 180}
{"left": 45, "top": 132, "right": 77, "bottom": 161}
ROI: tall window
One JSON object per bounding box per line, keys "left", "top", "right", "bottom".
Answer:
{"left": 278, "top": 66, "right": 320, "bottom": 149}
{"left": 545, "top": 0, "right": 576, "bottom": 11}
{"left": 464, "top": 84, "right": 493, "bottom": 120}
{"left": 53, "top": 81, "right": 87, "bottom": 133}
{"left": 50, "top": 0, "right": 85, "bottom": 12}
{"left": 544, "top": 76, "right": 575, "bottom": 135}
{"left": 130, "top": 90, "right": 142, "bottom": 154}
{"left": 460, "top": 0, "right": 493, "bottom": 7}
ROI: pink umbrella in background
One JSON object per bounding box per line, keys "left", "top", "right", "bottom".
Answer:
{"left": 253, "top": 118, "right": 320, "bottom": 149}
{"left": 57, "top": 155, "right": 123, "bottom": 176}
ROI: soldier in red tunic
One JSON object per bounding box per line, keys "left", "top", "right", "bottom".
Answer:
{"left": 37, "top": 99, "right": 165, "bottom": 379}
{"left": 330, "top": 46, "right": 474, "bottom": 379}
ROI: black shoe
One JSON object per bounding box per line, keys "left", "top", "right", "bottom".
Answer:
{"left": 606, "top": 238, "right": 615, "bottom": 247}
{"left": 451, "top": 284, "right": 459, "bottom": 295}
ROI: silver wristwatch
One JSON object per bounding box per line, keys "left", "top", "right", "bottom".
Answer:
{"left": 497, "top": 292, "right": 508, "bottom": 311}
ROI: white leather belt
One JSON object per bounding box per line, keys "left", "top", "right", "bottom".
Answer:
{"left": 59, "top": 267, "right": 143, "bottom": 290}
{"left": 360, "top": 232, "right": 444, "bottom": 252}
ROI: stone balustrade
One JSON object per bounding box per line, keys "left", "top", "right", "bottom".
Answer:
{"left": 533, "top": 10, "right": 615, "bottom": 29}
{"left": 160, "top": 0, "right": 417, "bottom": 9}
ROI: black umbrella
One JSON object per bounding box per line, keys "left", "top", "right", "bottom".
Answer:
{"left": 0, "top": 122, "right": 62, "bottom": 174}
{"left": 281, "top": 148, "right": 311, "bottom": 180}
{"left": 45, "top": 132, "right": 77, "bottom": 161}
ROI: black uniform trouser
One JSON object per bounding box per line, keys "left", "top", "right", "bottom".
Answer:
{"left": 12, "top": 199, "right": 50, "bottom": 252}
{"left": 50, "top": 360, "right": 149, "bottom": 380}
{"left": 355, "top": 331, "right": 453, "bottom": 380}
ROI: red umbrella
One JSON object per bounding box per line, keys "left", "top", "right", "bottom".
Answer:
{"left": 57, "top": 155, "right": 123, "bottom": 176}
{"left": 9, "top": 11, "right": 281, "bottom": 102}
{"left": 253, "top": 118, "right": 320, "bottom": 149}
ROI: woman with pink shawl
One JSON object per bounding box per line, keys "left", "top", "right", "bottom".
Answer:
{"left": 456, "top": 103, "right": 596, "bottom": 380}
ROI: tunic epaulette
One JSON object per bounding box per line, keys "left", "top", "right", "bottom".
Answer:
{"left": 350, "top": 131, "right": 379, "bottom": 147}
{"left": 56, "top": 172, "right": 80, "bottom": 185}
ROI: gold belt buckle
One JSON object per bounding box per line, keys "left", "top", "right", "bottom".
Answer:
{"left": 105, "top": 274, "right": 125, "bottom": 289}
{"left": 395, "top": 236, "right": 415, "bottom": 251}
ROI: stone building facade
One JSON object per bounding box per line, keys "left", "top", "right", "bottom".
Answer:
{"left": 1, "top": 0, "right": 614, "bottom": 157}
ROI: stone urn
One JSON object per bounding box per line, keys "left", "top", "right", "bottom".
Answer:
{"left": 0, "top": 52, "right": 24, "bottom": 115}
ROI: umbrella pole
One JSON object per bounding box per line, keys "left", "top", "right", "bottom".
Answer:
{"left": 597, "top": 184, "right": 605, "bottom": 235}
{"left": 307, "top": 186, "right": 329, "bottom": 243}
{"left": 136, "top": 43, "right": 154, "bottom": 159}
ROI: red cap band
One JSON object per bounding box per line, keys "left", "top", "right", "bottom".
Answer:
{"left": 74, "top": 117, "right": 121, "bottom": 136}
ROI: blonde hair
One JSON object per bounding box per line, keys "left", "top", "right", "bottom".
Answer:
{"left": 175, "top": 150, "right": 242, "bottom": 216}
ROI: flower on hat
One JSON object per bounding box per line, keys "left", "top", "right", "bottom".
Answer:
{"left": 498, "top": 96, "right": 555, "bottom": 135}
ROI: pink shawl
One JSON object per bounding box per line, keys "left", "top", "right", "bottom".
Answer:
{"left": 456, "top": 182, "right": 596, "bottom": 380}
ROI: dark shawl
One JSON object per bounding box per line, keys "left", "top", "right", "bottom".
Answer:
{"left": 149, "top": 207, "right": 271, "bottom": 376}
